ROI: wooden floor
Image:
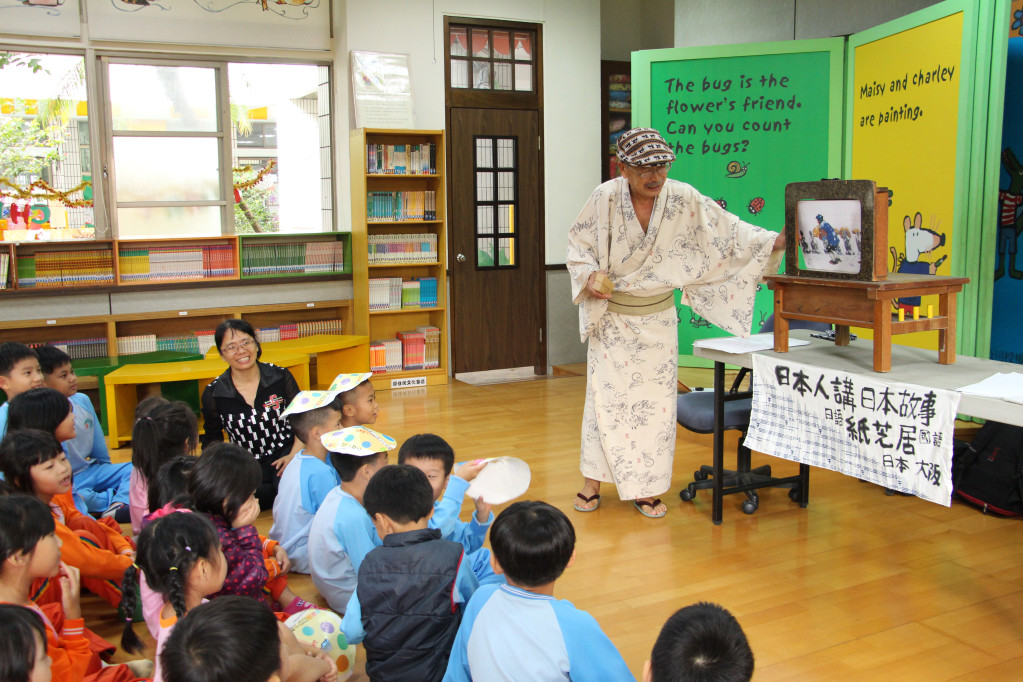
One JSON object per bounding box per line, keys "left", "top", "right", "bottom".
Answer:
{"left": 89, "top": 375, "right": 1023, "bottom": 681}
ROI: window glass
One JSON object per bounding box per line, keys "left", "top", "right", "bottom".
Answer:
{"left": 228, "top": 62, "right": 331, "bottom": 234}
{"left": 108, "top": 64, "right": 217, "bottom": 132}
{"left": 114, "top": 137, "right": 220, "bottom": 202}
{"left": 0, "top": 51, "right": 94, "bottom": 236}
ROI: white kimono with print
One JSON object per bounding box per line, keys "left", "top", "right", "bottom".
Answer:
{"left": 566, "top": 177, "right": 780, "bottom": 500}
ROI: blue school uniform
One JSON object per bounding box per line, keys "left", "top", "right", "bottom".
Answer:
{"left": 443, "top": 584, "right": 635, "bottom": 682}
{"left": 431, "top": 474, "right": 493, "bottom": 553}
{"left": 65, "top": 393, "right": 131, "bottom": 514}
{"left": 268, "top": 450, "right": 341, "bottom": 573}
{"left": 307, "top": 486, "right": 381, "bottom": 612}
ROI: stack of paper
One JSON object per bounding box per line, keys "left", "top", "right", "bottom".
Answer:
{"left": 956, "top": 373, "right": 1023, "bottom": 405}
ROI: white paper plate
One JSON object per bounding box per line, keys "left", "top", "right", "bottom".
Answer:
{"left": 465, "top": 457, "right": 531, "bottom": 505}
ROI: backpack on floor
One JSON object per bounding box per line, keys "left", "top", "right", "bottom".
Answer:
{"left": 952, "top": 421, "right": 1023, "bottom": 516}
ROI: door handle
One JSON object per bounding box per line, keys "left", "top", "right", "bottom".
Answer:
{"left": 456, "top": 253, "right": 466, "bottom": 262}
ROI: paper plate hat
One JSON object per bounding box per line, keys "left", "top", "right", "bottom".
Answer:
{"left": 321, "top": 426, "right": 396, "bottom": 456}
{"left": 327, "top": 372, "right": 373, "bottom": 393}
{"left": 465, "top": 456, "right": 531, "bottom": 505}
{"left": 278, "top": 373, "right": 373, "bottom": 420}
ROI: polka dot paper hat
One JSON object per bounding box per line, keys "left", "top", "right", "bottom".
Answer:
{"left": 327, "top": 373, "right": 373, "bottom": 393}
{"left": 278, "top": 373, "right": 373, "bottom": 420}
{"left": 279, "top": 390, "right": 343, "bottom": 420}
{"left": 321, "top": 426, "right": 396, "bottom": 456}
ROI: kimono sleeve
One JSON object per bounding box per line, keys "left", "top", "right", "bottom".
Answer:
{"left": 566, "top": 187, "right": 605, "bottom": 304}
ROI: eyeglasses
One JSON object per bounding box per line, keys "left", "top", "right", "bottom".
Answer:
{"left": 222, "top": 338, "right": 255, "bottom": 355}
{"left": 627, "top": 163, "right": 672, "bottom": 178}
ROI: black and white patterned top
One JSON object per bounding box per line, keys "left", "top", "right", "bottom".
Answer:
{"left": 200, "top": 362, "right": 299, "bottom": 461}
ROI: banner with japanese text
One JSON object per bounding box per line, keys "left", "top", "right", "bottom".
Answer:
{"left": 744, "top": 355, "right": 961, "bottom": 505}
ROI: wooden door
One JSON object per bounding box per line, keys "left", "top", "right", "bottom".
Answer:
{"left": 449, "top": 107, "right": 543, "bottom": 373}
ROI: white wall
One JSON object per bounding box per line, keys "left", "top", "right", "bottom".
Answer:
{"left": 673, "top": 0, "right": 943, "bottom": 48}
{"left": 338, "top": 0, "right": 602, "bottom": 265}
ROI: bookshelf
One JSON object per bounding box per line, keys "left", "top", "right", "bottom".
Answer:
{"left": 0, "top": 233, "right": 352, "bottom": 293}
{"left": 351, "top": 128, "right": 449, "bottom": 389}
{"left": 0, "top": 299, "right": 356, "bottom": 362}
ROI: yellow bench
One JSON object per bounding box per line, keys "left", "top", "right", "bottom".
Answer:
{"left": 104, "top": 352, "right": 310, "bottom": 448}
{"left": 205, "top": 334, "right": 369, "bottom": 389}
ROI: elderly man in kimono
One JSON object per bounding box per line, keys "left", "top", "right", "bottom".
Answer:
{"left": 567, "top": 128, "right": 784, "bottom": 518}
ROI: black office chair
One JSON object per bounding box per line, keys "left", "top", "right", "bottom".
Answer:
{"left": 677, "top": 316, "right": 831, "bottom": 514}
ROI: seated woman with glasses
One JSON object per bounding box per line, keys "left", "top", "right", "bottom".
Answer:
{"left": 200, "top": 319, "right": 301, "bottom": 509}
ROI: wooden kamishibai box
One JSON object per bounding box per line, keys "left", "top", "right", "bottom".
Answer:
{"left": 765, "top": 179, "right": 968, "bottom": 372}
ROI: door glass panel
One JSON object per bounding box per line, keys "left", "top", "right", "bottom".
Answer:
{"left": 114, "top": 137, "right": 220, "bottom": 202}
{"left": 472, "top": 30, "right": 490, "bottom": 58}
{"left": 450, "top": 28, "right": 468, "bottom": 57}
{"left": 108, "top": 64, "right": 217, "bottom": 132}
{"left": 494, "top": 63, "right": 512, "bottom": 90}
{"left": 497, "top": 138, "right": 515, "bottom": 167}
{"left": 451, "top": 60, "right": 469, "bottom": 89}
{"left": 472, "top": 61, "right": 491, "bottom": 89}
{"left": 498, "top": 171, "right": 514, "bottom": 202}
{"left": 475, "top": 138, "right": 493, "bottom": 168}
{"left": 514, "top": 64, "right": 532, "bottom": 91}
{"left": 477, "top": 237, "right": 494, "bottom": 267}
{"left": 475, "top": 171, "right": 493, "bottom": 202}
{"left": 477, "top": 205, "right": 493, "bottom": 234}
{"left": 498, "top": 236, "right": 515, "bottom": 266}
{"left": 492, "top": 31, "right": 511, "bottom": 59}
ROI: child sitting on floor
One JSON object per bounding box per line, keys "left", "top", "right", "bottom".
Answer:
{"left": 0, "top": 342, "right": 44, "bottom": 435}
{"left": 160, "top": 596, "right": 337, "bottom": 682}
{"left": 308, "top": 425, "right": 395, "bottom": 612}
{"left": 128, "top": 398, "right": 198, "bottom": 536}
{"left": 269, "top": 388, "right": 347, "bottom": 573}
{"left": 0, "top": 494, "right": 151, "bottom": 682}
{"left": 187, "top": 442, "right": 312, "bottom": 614}
{"left": 341, "top": 464, "right": 478, "bottom": 681}
{"left": 443, "top": 501, "right": 633, "bottom": 682}
{"left": 0, "top": 429, "right": 134, "bottom": 610}
{"left": 644, "top": 602, "right": 754, "bottom": 682}
{"left": 36, "top": 346, "right": 132, "bottom": 521}
{"left": 0, "top": 603, "right": 52, "bottom": 682}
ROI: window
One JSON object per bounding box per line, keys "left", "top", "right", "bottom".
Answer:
{"left": 474, "top": 136, "right": 518, "bottom": 268}
{"left": 104, "top": 59, "right": 333, "bottom": 238}
{"left": 0, "top": 51, "right": 93, "bottom": 235}
{"left": 449, "top": 25, "right": 535, "bottom": 92}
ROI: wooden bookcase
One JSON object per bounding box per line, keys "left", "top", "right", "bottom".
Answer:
{"left": 0, "top": 232, "right": 351, "bottom": 293}
{"left": 601, "top": 60, "right": 632, "bottom": 183}
{"left": 350, "top": 128, "right": 449, "bottom": 389}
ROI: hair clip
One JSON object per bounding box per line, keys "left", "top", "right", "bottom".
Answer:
{"left": 125, "top": 616, "right": 133, "bottom": 623}
{"left": 184, "top": 545, "right": 192, "bottom": 552}
{"left": 168, "top": 566, "right": 179, "bottom": 571}
{"left": 132, "top": 563, "right": 140, "bottom": 570}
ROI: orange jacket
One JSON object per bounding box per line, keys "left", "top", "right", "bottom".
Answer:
{"left": 51, "top": 492, "right": 133, "bottom": 583}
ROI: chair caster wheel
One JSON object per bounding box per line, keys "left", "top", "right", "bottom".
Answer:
{"left": 742, "top": 499, "right": 758, "bottom": 514}
{"left": 679, "top": 487, "right": 694, "bottom": 502}
{"left": 789, "top": 488, "right": 801, "bottom": 502}
{"left": 693, "top": 470, "right": 708, "bottom": 481}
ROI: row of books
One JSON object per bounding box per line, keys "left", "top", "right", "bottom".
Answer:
{"left": 29, "top": 338, "right": 107, "bottom": 360}
{"left": 119, "top": 245, "right": 236, "bottom": 282}
{"left": 241, "top": 240, "right": 344, "bottom": 276}
{"left": 113, "top": 320, "right": 344, "bottom": 357}
{"left": 0, "top": 253, "right": 8, "bottom": 289}
{"left": 15, "top": 250, "right": 115, "bottom": 288}
{"left": 367, "top": 191, "right": 438, "bottom": 221}
{"left": 370, "top": 326, "right": 441, "bottom": 373}
{"left": 368, "top": 277, "right": 439, "bottom": 310}
{"left": 366, "top": 143, "right": 438, "bottom": 175}
{"left": 367, "top": 233, "right": 439, "bottom": 264}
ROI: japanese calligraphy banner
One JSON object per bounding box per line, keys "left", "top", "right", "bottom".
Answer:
{"left": 745, "top": 355, "right": 961, "bottom": 506}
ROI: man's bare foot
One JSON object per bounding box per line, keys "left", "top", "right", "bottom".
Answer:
{"left": 573, "top": 480, "right": 601, "bottom": 512}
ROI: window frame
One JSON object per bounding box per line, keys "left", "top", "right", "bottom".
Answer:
{"left": 444, "top": 17, "right": 541, "bottom": 110}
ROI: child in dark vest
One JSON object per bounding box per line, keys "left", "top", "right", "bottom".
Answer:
{"left": 340, "top": 464, "right": 479, "bottom": 682}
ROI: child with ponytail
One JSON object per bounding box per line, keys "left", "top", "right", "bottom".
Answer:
{"left": 187, "top": 443, "right": 313, "bottom": 614}
{"left": 128, "top": 399, "right": 198, "bottom": 536}
{"left": 121, "top": 513, "right": 335, "bottom": 682}
{"left": 0, "top": 494, "right": 150, "bottom": 682}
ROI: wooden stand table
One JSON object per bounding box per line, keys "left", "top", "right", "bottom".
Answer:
{"left": 765, "top": 273, "right": 969, "bottom": 372}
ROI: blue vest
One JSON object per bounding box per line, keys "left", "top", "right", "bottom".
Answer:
{"left": 357, "top": 527, "right": 464, "bottom": 682}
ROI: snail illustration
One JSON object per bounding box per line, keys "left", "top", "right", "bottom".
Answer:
{"left": 725, "top": 160, "right": 749, "bottom": 178}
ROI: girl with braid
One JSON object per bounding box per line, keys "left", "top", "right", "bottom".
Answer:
{"left": 119, "top": 512, "right": 225, "bottom": 682}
